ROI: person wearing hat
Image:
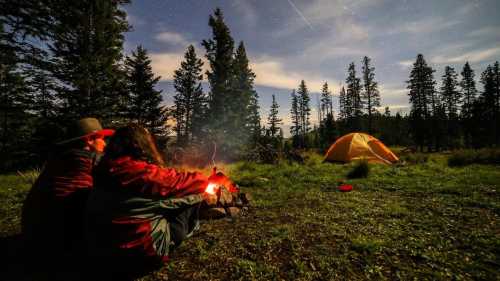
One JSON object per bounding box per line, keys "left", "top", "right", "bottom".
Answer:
{"left": 21, "top": 117, "right": 114, "bottom": 255}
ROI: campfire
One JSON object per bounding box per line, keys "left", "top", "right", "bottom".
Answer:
{"left": 205, "top": 182, "right": 219, "bottom": 195}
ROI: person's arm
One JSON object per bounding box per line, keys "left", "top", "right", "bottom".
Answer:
{"left": 147, "top": 165, "right": 209, "bottom": 198}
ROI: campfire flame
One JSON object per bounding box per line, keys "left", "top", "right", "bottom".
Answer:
{"left": 205, "top": 182, "right": 218, "bottom": 195}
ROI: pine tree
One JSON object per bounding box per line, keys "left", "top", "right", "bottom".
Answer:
{"left": 202, "top": 8, "right": 235, "bottom": 141}
{"left": 380, "top": 106, "right": 392, "bottom": 144}
{"left": 247, "top": 90, "right": 261, "bottom": 145}
{"left": 440, "top": 66, "right": 461, "bottom": 148}
{"left": 384, "top": 106, "right": 391, "bottom": 117}
{"left": 320, "top": 82, "right": 332, "bottom": 120}
{"left": 27, "top": 66, "right": 63, "bottom": 161}
{"left": 440, "top": 66, "right": 461, "bottom": 118}
{"left": 1, "top": 7, "right": 61, "bottom": 169}
{"left": 407, "top": 54, "right": 436, "bottom": 151}
{"left": 232, "top": 41, "right": 260, "bottom": 148}
{"left": 319, "top": 112, "right": 338, "bottom": 150}
{"left": 338, "top": 86, "right": 348, "bottom": 134}
{"left": 24, "top": 66, "right": 56, "bottom": 120}
{"left": 338, "top": 86, "right": 347, "bottom": 120}
{"left": 460, "top": 62, "right": 477, "bottom": 147}
{"left": 297, "top": 80, "right": 311, "bottom": 147}
{"left": 290, "top": 89, "right": 301, "bottom": 147}
{"left": 125, "top": 45, "right": 167, "bottom": 136}
{"left": 479, "top": 62, "right": 500, "bottom": 146}
{"left": 267, "top": 94, "right": 282, "bottom": 138}
{"left": 0, "top": 24, "right": 32, "bottom": 170}
{"left": 346, "top": 62, "right": 362, "bottom": 131}
{"left": 173, "top": 45, "right": 205, "bottom": 145}
{"left": 493, "top": 61, "right": 500, "bottom": 146}
{"left": 0, "top": 0, "right": 54, "bottom": 68}
{"left": 361, "top": 56, "right": 380, "bottom": 134}
{"left": 49, "top": 0, "right": 129, "bottom": 125}
{"left": 460, "top": 62, "right": 477, "bottom": 117}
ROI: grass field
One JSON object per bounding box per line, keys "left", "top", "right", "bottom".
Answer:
{"left": 1, "top": 153, "right": 499, "bottom": 280}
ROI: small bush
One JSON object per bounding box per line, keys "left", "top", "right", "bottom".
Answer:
{"left": 347, "top": 159, "right": 370, "bottom": 179}
{"left": 448, "top": 148, "right": 500, "bottom": 167}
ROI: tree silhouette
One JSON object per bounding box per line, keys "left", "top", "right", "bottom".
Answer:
{"left": 407, "top": 54, "right": 436, "bottom": 151}
{"left": 232, "top": 41, "right": 260, "bottom": 148}
{"left": 125, "top": 45, "right": 167, "bottom": 137}
{"left": 440, "top": 66, "right": 461, "bottom": 148}
{"left": 460, "top": 62, "right": 477, "bottom": 147}
{"left": 361, "top": 56, "right": 380, "bottom": 134}
{"left": 320, "top": 82, "right": 333, "bottom": 120}
{"left": 346, "top": 62, "right": 362, "bottom": 132}
{"left": 267, "top": 94, "right": 282, "bottom": 138}
{"left": 173, "top": 45, "right": 205, "bottom": 145}
{"left": 297, "top": 80, "right": 311, "bottom": 147}
{"left": 49, "top": 0, "right": 129, "bottom": 125}
{"left": 290, "top": 89, "right": 301, "bottom": 147}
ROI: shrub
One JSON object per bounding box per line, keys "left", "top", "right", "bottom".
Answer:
{"left": 448, "top": 148, "right": 500, "bottom": 167}
{"left": 347, "top": 159, "right": 370, "bottom": 179}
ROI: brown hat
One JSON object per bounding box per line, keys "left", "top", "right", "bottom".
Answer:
{"left": 57, "top": 117, "right": 115, "bottom": 145}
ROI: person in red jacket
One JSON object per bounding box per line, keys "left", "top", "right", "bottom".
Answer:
{"left": 85, "top": 124, "right": 235, "bottom": 277}
{"left": 21, "top": 117, "right": 114, "bottom": 254}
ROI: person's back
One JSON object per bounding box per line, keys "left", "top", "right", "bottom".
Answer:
{"left": 22, "top": 148, "right": 94, "bottom": 251}
{"left": 21, "top": 118, "right": 114, "bottom": 255}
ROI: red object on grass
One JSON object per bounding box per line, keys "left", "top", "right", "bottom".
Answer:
{"left": 338, "top": 184, "right": 353, "bottom": 192}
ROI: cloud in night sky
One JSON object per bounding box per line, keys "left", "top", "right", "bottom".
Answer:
{"left": 155, "top": 31, "right": 194, "bottom": 48}
{"left": 123, "top": 0, "right": 500, "bottom": 130}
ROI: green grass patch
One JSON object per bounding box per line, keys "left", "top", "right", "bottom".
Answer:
{"left": 401, "top": 152, "right": 429, "bottom": 164}
{"left": 448, "top": 148, "right": 500, "bottom": 167}
{"left": 1, "top": 152, "right": 500, "bottom": 280}
{"left": 351, "top": 236, "right": 385, "bottom": 254}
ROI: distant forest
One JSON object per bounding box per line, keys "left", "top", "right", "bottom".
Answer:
{"left": 1, "top": 1, "right": 499, "bottom": 171}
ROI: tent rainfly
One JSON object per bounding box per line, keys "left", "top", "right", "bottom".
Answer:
{"left": 324, "top": 133, "right": 399, "bottom": 164}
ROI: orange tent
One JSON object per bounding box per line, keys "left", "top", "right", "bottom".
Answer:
{"left": 324, "top": 133, "right": 399, "bottom": 164}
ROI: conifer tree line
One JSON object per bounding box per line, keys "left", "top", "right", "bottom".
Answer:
{"left": 172, "top": 8, "right": 261, "bottom": 160}
{"left": 337, "top": 57, "right": 380, "bottom": 136}
{"left": 288, "top": 57, "right": 382, "bottom": 150}
{"left": 286, "top": 55, "right": 500, "bottom": 153}
{"left": 1, "top": 3, "right": 262, "bottom": 169}
{"left": 406, "top": 54, "right": 500, "bottom": 151}
{"left": 1, "top": 0, "right": 166, "bottom": 170}
{"left": 1, "top": 1, "right": 500, "bottom": 170}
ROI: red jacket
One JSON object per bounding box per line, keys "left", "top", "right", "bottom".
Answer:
{"left": 86, "top": 156, "right": 209, "bottom": 262}
{"left": 22, "top": 149, "right": 95, "bottom": 251}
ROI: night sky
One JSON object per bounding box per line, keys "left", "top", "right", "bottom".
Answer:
{"left": 123, "top": 0, "right": 500, "bottom": 132}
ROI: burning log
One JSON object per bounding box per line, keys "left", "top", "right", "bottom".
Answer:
{"left": 200, "top": 168, "right": 251, "bottom": 220}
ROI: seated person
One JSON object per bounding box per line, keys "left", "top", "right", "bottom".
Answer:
{"left": 84, "top": 124, "right": 235, "bottom": 276}
{"left": 21, "top": 117, "right": 114, "bottom": 253}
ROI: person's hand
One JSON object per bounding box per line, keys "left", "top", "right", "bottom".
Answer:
{"left": 202, "top": 190, "right": 218, "bottom": 207}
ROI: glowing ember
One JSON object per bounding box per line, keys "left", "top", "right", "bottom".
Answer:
{"left": 205, "top": 183, "right": 218, "bottom": 195}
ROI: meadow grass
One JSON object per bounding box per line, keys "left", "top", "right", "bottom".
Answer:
{"left": 1, "top": 152, "right": 499, "bottom": 280}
